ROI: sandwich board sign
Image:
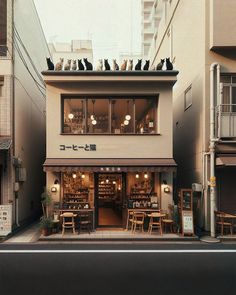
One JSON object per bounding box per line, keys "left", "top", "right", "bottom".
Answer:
{"left": 0, "top": 205, "right": 12, "bottom": 236}
{"left": 182, "top": 210, "right": 194, "bottom": 235}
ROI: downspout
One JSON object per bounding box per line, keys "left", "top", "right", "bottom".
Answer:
{"left": 202, "top": 152, "right": 209, "bottom": 230}
{"left": 209, "top": 62, "right": 220, "bottom": 237}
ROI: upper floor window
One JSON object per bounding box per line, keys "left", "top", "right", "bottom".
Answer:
{"left": 184, "top": 85, "right": 192, "bottom": 110}
{"left": 220, "top": 75, "right": 236, "bottom": 112}
{"left": 62, "top": 96, "right": 158, "bottom": 135}
{"left": 0, "top": 0, "right": 7, "bottom": 57}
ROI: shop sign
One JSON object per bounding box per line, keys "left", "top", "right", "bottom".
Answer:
{"left": 182, "top": 210, "right": 194, "bottom": 235}
{"left": 59, "top": 144, "right": 97, "bottom": 151}
{"left": 0, "top": 205, "right": 12, "bottom": 236}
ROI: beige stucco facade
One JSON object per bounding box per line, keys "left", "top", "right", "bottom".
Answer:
{"left": 147, "top": 0, "right": 236, "bottom": 231}
{"left": 43, "top": 71, "right": 178, "bottom": 221}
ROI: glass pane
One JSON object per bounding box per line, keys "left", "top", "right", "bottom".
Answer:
{"left": 222, "top": 86, "right": 230, "bottom": 112}
{"left": 111, "top": 99, "right": 134, "bottom": 134}
{"left": 0, "top": 0, "right": 7, "bottom": 56}
{"left": 135, "top": 98, "right": 157, "bottom": 134}
{"left": 63, "top": 98, "right": 86, "bottom": 134}
{"left": 232, "top": 87, "right": 236, "bottom": 112}
{"left": 87, "top": 99, "right": 109, "bottom": 133}
{"left": 220, "top": 75, "right": 231, "bottom": 83}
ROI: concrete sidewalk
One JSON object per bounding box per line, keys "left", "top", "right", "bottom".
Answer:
{"left": 4, "top": 223, "right": 41, "bottom": 243}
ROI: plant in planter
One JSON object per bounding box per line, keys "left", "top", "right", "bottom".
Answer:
{"left": 39, "top": 215, "right": 53, "bottom": 236}
{"left": 41, "top": 187, "right": 52, "bottom": 217}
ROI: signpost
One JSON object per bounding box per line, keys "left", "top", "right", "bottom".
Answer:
{"left": 0, "top": 205, "right": 12, "bottom": 236}
{"left": 182, "top": 210, "right": 194, "bottom": 236}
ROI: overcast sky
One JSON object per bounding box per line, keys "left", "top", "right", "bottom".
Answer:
{"left": 34, "top": 0, "right": 141, "bottom": 61}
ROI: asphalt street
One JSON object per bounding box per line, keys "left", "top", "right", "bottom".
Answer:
{"left": 0, "top": 242, "right": 236, "bottom": 295}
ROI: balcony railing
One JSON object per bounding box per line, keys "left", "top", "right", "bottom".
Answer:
{"left": 216, "top": 104, "right": 236, "bottom": 138}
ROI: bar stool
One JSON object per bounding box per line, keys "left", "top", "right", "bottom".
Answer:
{"left": 60, "top": 212, "right": 77, "bottom": 235}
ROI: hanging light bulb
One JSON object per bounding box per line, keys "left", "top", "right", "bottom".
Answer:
{"left": 106, "top": 177, "right": 109, "bottom": 183}
{"left": 144, "top": 172, "right": 148, "bottom": 179}
{"left": 125, "top": 100, "right": 131, "bottom": 121}
{"left": 135, "top": 173, "right": 139, "bottom": 179}
{"left": 112, "top": 181, "right": 116, "bottom": 184}
{"left": 68, "top": 113, "right": 74, "bottom": 119}
{"left": 124, "top": 120, "right": 129, "bottom": 125}
{"left": 90, "top": 114, "right": 94, "bottom": 120}
{"left": 81, "top": 173, "right": 85, "bottom": 179}
{"left": 91, "top": 99, "right": 97, "bottom": 125}
{"left": 92, "top": 119, "right": 97, "bottom": 125}
{"left": 72, "top": 173, "right": 77, "bottom": 179}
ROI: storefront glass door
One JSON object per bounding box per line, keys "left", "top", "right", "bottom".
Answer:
{"left": 95, "top": 173, "right": 124, "bottom": 227}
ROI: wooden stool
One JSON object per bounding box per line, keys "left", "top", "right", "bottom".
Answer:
{"left": 78, "top": 211, "right": 92, "bottom": 234}
{"left": 162, "top": 218, "right": 174, "bottom": 233}
{"left": 61, "top": 212, "right": 77, "bottom": 235}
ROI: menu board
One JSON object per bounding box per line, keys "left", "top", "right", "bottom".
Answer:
{"left": 0, "top": 205, "right": 12, "bottom": 236}
{"left": 182, "top": 210, "right": 194, "bottom": 235}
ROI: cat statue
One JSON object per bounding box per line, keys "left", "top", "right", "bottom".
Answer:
{"left": 55, "top": 58, "right": 64, "bottom": 71}
{"left": 83, "top": 58, "right": 93, "bottom": 70}
{"left": 156, "top": 59, "right": 165, "bottom": 70}
{"left": 134, "top": 59, "right": 142, "bottom": 70}
{"left": 71, "top": 60, "right": 77, "bottom": 71}
{"left": 143, "top": 60, "right": 150, "bottom": 71}
{"left": 121, "top": 59, "right": 127, "bottom": 71}
{"left": 128, "top": 59, "right": 133, "bottom": 71}
{"left": 104, "top": 59, "right": 111, "bottom": 71}
{"left": 96, "top": 59, "right": 103, "bottom": 71}
{"left": 166, "top": 57, "right": 173, "bottom": 70}
{"left": 46, "top": 57, "right": 54, "bottom": 70}
{"left": 112, "top": 59, "right": 119, "bottom": 71}
{"left": 78, "top": 59, "right": 85, "bottom": 70}
{"left": 64, "top": 59, "right": 72, "bottom": 71}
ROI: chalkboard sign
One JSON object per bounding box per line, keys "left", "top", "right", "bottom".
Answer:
{"left": 182, "top": 210, "right": 194, "bottom": 235}
{"left": 0, "top": 205, "right": 12, "bottom": 236}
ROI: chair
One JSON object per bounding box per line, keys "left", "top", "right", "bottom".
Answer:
{"left": 61, "top": 212, "right": 77, "bottom": 235}
{"left": 132, "top": 212, "right": 145, "bottom": 233}
{"left": 215, "top": 211, "right": 233, "bottom": 236}
{"left": 148, "top": 213, "right": 163, "bottom": 235}
{"left": 78, "top": 211, "right": 92, "bottom": 234}
{"left": 162, "top": 209, "right": 174, "bottom": 233}
{"left": 126, "top": 210, "right": 134, "bottom": 231}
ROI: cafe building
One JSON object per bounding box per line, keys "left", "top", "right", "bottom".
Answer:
{"left": 42, "top": 70, "right": 178, "bottom": 231}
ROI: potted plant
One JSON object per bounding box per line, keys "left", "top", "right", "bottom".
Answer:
{"left": 39, "top": 215, "right": 53, "bottom": 236}
{"left": 41, "top": 187, "right": 52, "bottom": 217}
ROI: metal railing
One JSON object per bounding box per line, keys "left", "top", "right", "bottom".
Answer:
{"left": 216, "top": 104, "right": 236, "bottom": 138}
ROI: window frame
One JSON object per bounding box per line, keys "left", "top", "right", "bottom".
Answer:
{"left": 61, "top": 95, "right": 159, "bottom": 136}
{"left": 184, "top": 85, "right": 192, "bottom": 111}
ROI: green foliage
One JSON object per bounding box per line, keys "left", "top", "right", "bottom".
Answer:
{"left": 39, "top": 215, "right": 53, "bottom": 229}
{"left": 41, "top": 187, "right": 52, "bottom": 206}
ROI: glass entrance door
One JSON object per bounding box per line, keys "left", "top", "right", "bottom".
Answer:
{"left": 96, "top": 173, "right": 123, "bottom": 227}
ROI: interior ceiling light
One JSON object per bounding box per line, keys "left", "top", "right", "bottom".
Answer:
{"left": 135, "top": 173, "right": 139, "bottom": 179}
{"left": 91, "top": 99, "right": 97, "bottom": 125}
{"left": 124, "top": 120, "right": 129, "bottom": 126}
{"left": 81, "top": 173, "right": 85, "bottom": 179}
{"left": 144, "top": 173, "right": 148, "bottom": 179}
{"left": 68, "top": 113, "right": 74, "bottom": 119}
{"left": 72, "top": 173, "right": 77, "bottom": 179}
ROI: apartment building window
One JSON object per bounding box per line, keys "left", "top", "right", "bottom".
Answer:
{"left": 0, "top": 0, "right": 7, "bottom": 57}
{"left": 62, "top": 97, "right": 157, "bottom": 135}
{"left": 220, "top": 75, "right": 236, "bottom": 112}
{"left": 184, "top": 85, "right": 192, "bottom": 110}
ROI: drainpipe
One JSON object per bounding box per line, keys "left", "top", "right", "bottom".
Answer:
{"left": 202, "top": 152, "right": 209, "bottom": 230}
{"left": 209, "top": 63, "right": 220, "bottom": 237}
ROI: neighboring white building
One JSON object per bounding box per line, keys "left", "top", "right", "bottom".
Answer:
{"left": 49, "top": 40, "right": 93, "bottom": 66}
{"left": 0, "top": 0, "right": 50, "bottom": 231}
{"left": 146, "top": 0, "right": 236, "bottom": 235}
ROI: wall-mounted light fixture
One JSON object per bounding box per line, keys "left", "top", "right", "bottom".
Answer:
{"left": 51, "top": 179, "right": 60, "bottom": 193}
{"left": 163, "top": 180, "right": 170, "bottom": 193}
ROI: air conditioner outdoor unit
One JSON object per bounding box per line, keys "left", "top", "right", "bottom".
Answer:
{"left": 192, "top": 183, "right": 203, "bottom": 192}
